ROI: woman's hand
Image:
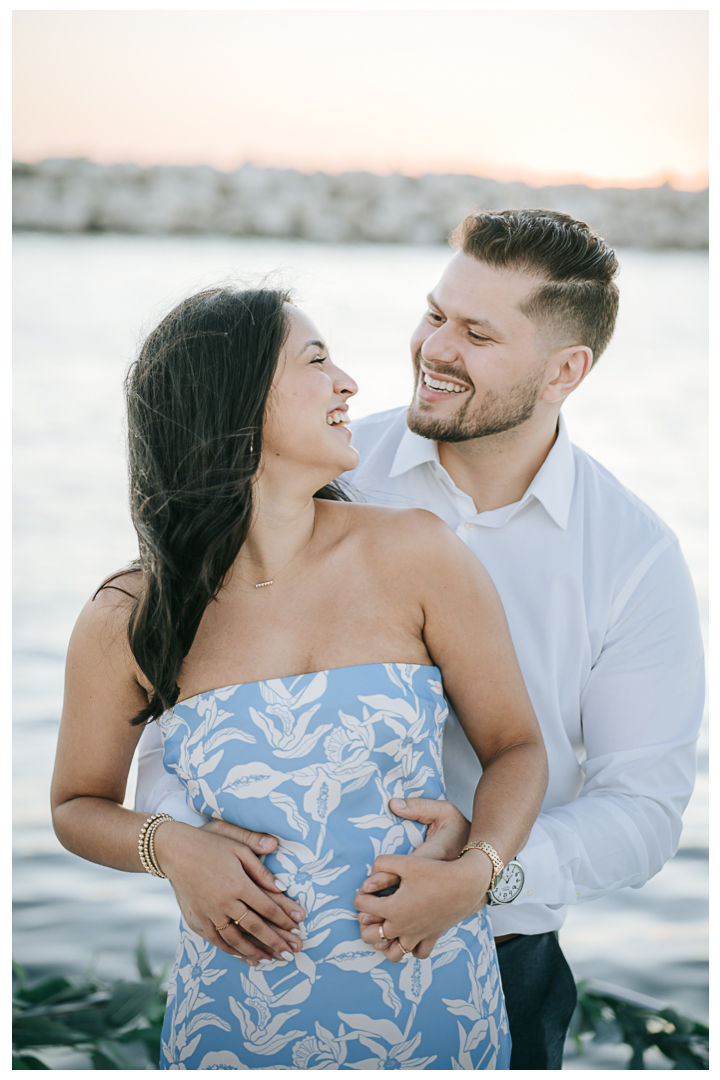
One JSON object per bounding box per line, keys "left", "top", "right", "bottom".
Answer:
{"left": 354, "top": 849, "right": 492, "bottom": 964}
{"left": 155, "top": 820, "right": 305, "bottom": 966}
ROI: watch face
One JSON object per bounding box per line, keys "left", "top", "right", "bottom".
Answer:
{"left": 490, "top": 861, "right": 524, "bottom": 904}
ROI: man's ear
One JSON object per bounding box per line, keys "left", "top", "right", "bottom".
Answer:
{"left": 540, "top": 345, "right": 593, "bottom": 404}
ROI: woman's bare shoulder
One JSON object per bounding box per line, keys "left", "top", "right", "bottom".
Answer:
{"left": 64, "top": 569, "right": 152, "bottom": 698}
{"left": 73, "top": 569, "right": 141, "bottom": 645}
{"left": 323, "top": 500, "right": 479, "bottom": 573}
{"left": 320, "top": 498, "right": 452, "bottom": 535}
{"left": 62, "top": 571, "right": 151, "bottom": 731}
{"left": 358, "top": 506, "right": 497, "bottom": 601}
{"left": 93, "top": 568, "right": 142, "bottom": 602}
{"left": 345, "top": 501, "right": 463, "bottom": 542}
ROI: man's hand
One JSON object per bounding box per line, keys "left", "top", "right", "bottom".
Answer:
{"left": 199, "top": 818, "right": 279, "bottom": 856}
{"left": 354, "top": 850, "right": 490, "bottom": 963}
{"left": 361, "top": 798, "right": 470, "bottom": 895}
{"left": 355, "top": 798, "right": 472, "bottom": 959}
{"left": 154, "top": 819, "right": 305, "bottom": 966}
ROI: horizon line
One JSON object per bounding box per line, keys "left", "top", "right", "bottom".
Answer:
{"left": 12, "top": 153, "right": 709, "bottom": 195}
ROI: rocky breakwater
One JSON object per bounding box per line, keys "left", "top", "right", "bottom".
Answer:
{"left": 13, "top": 159, "right": 708, "bottom": 249}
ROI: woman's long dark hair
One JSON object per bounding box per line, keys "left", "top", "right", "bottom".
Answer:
{"left": 103, "top": 285, "right": 347, "bottom": 726}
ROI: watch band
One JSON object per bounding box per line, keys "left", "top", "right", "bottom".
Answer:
{"left": 458, "top": 841, "right": 504, "bottom": 891}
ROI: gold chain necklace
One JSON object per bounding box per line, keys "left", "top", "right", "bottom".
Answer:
{"left": 237, "top": 511, "right": 316, "bottom": 589}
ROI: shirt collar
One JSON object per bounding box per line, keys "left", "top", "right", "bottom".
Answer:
{"left": 388, "top": 424, "right": 440, "bottom": 477}
{"left": 522, "top": 414, "right": 575, "bottom": 530}
{"left": 388, "top": 413, "right": 576, "bottom": 530}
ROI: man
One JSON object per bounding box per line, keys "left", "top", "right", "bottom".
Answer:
{"left": 135, "top": 209, "right": 704, "bottom": 1069}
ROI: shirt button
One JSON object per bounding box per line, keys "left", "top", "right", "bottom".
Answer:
{"left": 463, "top": 522, "right": 473, "bottom": 531}
{"left": 525, "top": 888, "right": 533, "bottom": 896}
{"left": 576, "top": 890, "right": 581, "bottom": 898}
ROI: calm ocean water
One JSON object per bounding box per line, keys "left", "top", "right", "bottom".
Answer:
{"left": 13, "top": 234, "right": 708, "bottom": 1066}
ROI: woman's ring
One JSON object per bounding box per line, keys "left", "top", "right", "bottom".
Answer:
{"left": 378, "top": 924, "right": 388, "bottom": 943}
{"left": 397, "top": 940, "right": 410, "bottom": 957}
{"left": 214, "top": 921, "right": 232, "bottom": 932}
{"left": 233, "top": 910, "right": 250, "bottom": 926}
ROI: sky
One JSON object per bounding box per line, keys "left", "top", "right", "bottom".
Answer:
{"left": 12, "top": 9, "right": 708, "bottom": 191}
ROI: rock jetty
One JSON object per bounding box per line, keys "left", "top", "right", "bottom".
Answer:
{"left": 13, "top": 159, "right": 708, "bottom": 249}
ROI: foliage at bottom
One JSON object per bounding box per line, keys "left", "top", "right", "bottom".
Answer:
{"left": 12, "top": 941, "right": 166, "bottom": 1070}
{"left": 571, "top": 981, "right": 709, "bottom": 1069}
{"left": 13, "top": 948, "right": 709, "bottom": 1070}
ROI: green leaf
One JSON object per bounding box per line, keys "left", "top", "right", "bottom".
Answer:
{"left": 14, "top": 977, "right": 75, "bottom": 1005}
{"left": 43, "top": 981, "right": 106, "bottom": 1006}
{"left": 12, "top": 1053, "right": 50, "bottom": 1069}
{"left": 12, "top": 961, "right": 27, "bottom": 990}
{"left": 115, "top": 1021, "right": 164, "bottom": 1045}
{"left": 627, "top": 1037, "right": 646, "bottom": 1069}
{"left": 115, "top": 1018, "right": 163, "bottom": 1067}
{"left": 90, "top": 1040, "right": 137, "bottom": 1070}
{"left": 660, "top": 1038, "right": 708, "bottom": 1069}
{"left": 62, "top": 1006, "right": 111, "bottom": 1038}
{"left": 135, "top": 938, "right": 154, "bottom": 980}
{"left": 592, "top": 1017, "right": 624, "bottom": 1045}
{"left": 12, "top": 1016, "right": 85, "bottom": 1049}
{"left": 105, "top": 978, "right": 160, "bottom": 1030}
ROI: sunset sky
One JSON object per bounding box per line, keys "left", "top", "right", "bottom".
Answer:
{"left": 13, "top": 9, "right": 708, "bottom": 191}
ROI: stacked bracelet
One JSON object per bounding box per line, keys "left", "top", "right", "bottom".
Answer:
{"left": 138, "top": 813, "right": 174, "bottom": 878}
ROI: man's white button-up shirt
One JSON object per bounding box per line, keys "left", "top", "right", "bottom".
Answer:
{"left": 344, "top": 407, "right": 704, "bottom": 936}
{"left": 133, "top": 406, "right": 704, "bottom": 938}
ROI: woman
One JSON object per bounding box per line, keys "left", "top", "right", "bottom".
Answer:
{"left": 52, "top": 286, "right": 547, "bottom": 1070}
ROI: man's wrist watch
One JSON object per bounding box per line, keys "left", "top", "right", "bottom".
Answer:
{"left": 487, "top": 860, "right": 525, "bottom": 905}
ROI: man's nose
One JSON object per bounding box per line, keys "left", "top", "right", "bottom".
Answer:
{"left": 421, "top": 324, "right": 460, "bottom": 366}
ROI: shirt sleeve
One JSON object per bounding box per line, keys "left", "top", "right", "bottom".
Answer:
{"left": 515, "top": 541, "right": 705, "bottom": 906}
{"left": 134, "top": 720, "right": 207, "bottom": 827}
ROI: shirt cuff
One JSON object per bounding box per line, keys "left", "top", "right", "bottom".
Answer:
{"left": 511, "top": 819, "right": 579, "bottom": 906}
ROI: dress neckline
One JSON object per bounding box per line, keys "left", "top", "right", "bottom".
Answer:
{"left": 171, "top": 661, "right": 440, "bottom": 711}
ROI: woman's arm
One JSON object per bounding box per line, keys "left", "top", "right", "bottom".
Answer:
{"left": 51, "top": 587, "right": 305, "bottom": 966}
{"left": 354, "top": 511, "right": 548, "bottom": 960}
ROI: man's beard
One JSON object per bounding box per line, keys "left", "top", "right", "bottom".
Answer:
{"left": 406, "top": 355, "right": 547, "bottom": 443}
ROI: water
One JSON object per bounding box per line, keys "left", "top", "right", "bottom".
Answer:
{"left": 13, "top": 234, "right": 708, "bottom": 1064}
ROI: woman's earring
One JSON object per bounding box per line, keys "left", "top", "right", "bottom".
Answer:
{"left": 249, "top": 434, "right": 255, "bottom": 454}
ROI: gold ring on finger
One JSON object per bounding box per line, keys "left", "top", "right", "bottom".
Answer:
{"left": 214, "top": 921, "right": 232, "bottom": 932}
{"left": 378, "top": 924, "right": 388, "bottom": 943}
{"left": 233, "top": 910, "right": 250, "bottom": 926}
{"left": 397, "top": 940, "right": 410, "bottom": 957}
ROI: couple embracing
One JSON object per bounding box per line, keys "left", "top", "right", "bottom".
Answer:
{"left": 51, "top": 208, "right": 704, "bottom": 1070}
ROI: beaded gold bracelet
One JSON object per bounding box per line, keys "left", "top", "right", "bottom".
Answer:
{"left": 138, "top": 813, "right": 174, "bottom": 878}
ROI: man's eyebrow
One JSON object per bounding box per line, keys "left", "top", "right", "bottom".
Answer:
{"left": 426, "top": 294, "right": 501, "bottom": 336}
{"left": 465, "top": 316, "right": 502, "bottom": 335}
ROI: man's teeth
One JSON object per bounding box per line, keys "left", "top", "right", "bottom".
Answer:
{"left": 327, "top": 411, "right": 349, "bottom": 425}
{"left": 423, "top": 372, "right": 468, "bottom": 393}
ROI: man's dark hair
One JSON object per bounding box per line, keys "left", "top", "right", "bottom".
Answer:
{"left": 451, "top": 208, "right": 620, "bottom": 364}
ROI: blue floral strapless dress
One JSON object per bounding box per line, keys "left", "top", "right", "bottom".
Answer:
{"left": 157, "top": 663, "right": 510, "bottom": 1070}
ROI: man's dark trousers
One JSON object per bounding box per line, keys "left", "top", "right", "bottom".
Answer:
{"left": 496, "top": 932, "right": 577, "bottom": 1070}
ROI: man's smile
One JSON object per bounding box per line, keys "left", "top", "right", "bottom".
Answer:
{"left": 419, "top": 364, "right": 472, "bottom": 396}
